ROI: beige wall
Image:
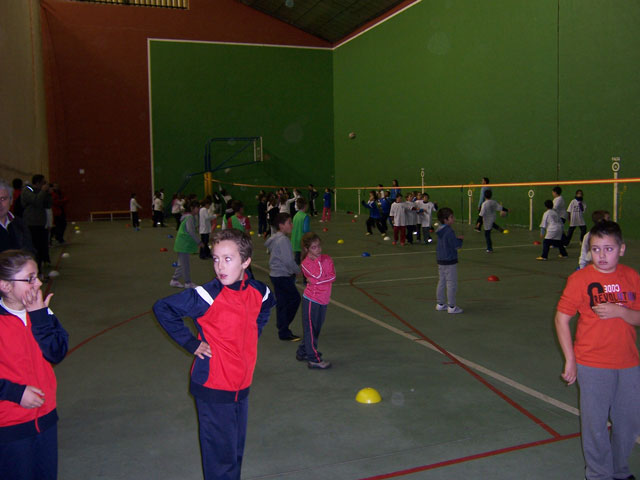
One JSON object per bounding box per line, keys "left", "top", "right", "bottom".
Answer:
{"left": 0, "top": 0, "right": 48, "bottom": 184}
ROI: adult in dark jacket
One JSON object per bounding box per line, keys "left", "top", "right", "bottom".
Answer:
{"left": 20, "top": 174, "right": 51, "bottom": 271}
{"left": 0, "top": 180, "right": 35, "bottom": 255}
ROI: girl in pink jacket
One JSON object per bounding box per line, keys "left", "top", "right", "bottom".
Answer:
{"left": 296, "top": 233, "right": 336, "bottom": 369}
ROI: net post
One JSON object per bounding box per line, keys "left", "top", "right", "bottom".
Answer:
{"left": 612, "top": 157, "right": 620, "bottom": 222}
{"left": 358, "top": 189, "right": 361, "bottom": 215}
{"left": 467, "top": 189, "right": 473, "bottom": 225}
{"left": 528, "top": 189, "right": 535, "bottom": 231}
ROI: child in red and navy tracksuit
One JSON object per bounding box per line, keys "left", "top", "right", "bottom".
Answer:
{"left": 153, "top": 229, "right": 275, "bottom": 480}
{"left": 296, "top": 233, "right": 336, "bottom": 369}
{"left": 0, "top": 250, "right": 68, "bottom": 480}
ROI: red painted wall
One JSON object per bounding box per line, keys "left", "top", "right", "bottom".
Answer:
{"left": 40, "top": 0, "right": 330, "bottom": 220}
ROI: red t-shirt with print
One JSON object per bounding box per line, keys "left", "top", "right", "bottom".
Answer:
{"left": 557, "top": 263, "right": 640, "bottom": 369}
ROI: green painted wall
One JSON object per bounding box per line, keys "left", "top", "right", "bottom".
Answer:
{"left": 150, "top": 41, "right": 334, "bottom": 213}
{"left": 334, "top": 0, "right": 640, "bottom": 235}
{"left": 558, "top": 0, "right": 640, "bottom": 235}
{"left": 150, "top": 1, "right": 640, "bottom": 236}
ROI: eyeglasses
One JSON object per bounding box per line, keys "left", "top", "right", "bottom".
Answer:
{"left": 8, "top": 276, "right": 39, "bottom": 284}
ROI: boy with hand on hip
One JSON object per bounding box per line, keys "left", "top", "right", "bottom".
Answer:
{"left": 153, "top": 229, "right": 275, "bottom": 480}
{"left": 555, "top": 221, "right": 640, "bottom": 480}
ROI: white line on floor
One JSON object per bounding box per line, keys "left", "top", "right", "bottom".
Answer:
{"left": 253, "top": 263, "right": 579, "bottom": 417}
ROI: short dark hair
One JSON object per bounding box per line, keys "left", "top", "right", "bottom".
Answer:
{"left": 552, "top": 186, "right": 562, "bottom": 195}
{"left": 544, "top": 199, "right": 553, "bottom": 209}
{"left": 483, "top": 177, "right": 490, "bottom": 184}
{"left": 484, "top": 189, "right": 493, "bottom": 199}
{"left": 231, "top": 200, "right": 244, "bottom": 213}
{"left": 211, "top": 228, "right": 252, "bottom": 261}
{"left": 32, "top": 174, "right": 45, "bottom": 185}
{"left": 437, "top": 207, "right": 454, "bottom": 224}
{"left": 589, "top": 220, "right": 623, "bottom": 246}
{"left": 591, "top": 210, "right": 609, "bottom": 224}
{"left": 273, "top": 212, "right": 291, "bottom": 229}
{"left": 296, "top": 197, "right": 307, "bottom": 210}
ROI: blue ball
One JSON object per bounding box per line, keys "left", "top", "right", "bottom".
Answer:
{"left": 172, "top": 262, "right": 178, "bottom": 267}
{"left": 167, "top": 234, "right": 174, "bottom": 239}
{"left": 361, "top": 252, "right": 371, "bottom": 257}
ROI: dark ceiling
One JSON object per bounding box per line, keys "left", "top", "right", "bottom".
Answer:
{"left": 237, "top": 0, "right": 410, "bottom": 44}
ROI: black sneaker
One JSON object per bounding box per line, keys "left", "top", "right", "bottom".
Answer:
{"left": 295, "top": 353, "right": 305, "bottom": 361}
{"left": 280, "top": 334, "right": 301, "bottom": 342}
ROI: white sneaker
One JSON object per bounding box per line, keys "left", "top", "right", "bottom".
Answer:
{"left": 184, "top": 282, "right": 198, "bottom": 288}
{"left": 435, "top": 303, "right": 447, "bottom": 311}
{"left": 448, "top": 306, "right": 463, "bottom": 314}
{"left": 308, "top": 360, "right": 331, "bottom": 369}
{"left": 169, "top": 280, "right": 184, "bottom": 288}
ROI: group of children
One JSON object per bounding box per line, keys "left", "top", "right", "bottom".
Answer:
{"left": 0, "top": 180, "right": 612, "bottom": 480}
{"left": 361, "top": 189, "right": 437, "bottom": 246}
{"left": 257, "top": 186, "right": 333, "bottom": 238}
{"left": 3, "top": 173, "right": 640, "bottom": 480}
{"left": 536, "top": 186, "right": 591, "bottom": 262}
{"left": 159, "top": 176, "right": 640, "bottom": 480}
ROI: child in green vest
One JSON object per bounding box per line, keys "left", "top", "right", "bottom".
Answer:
{"left": 291, "top": 198, "right": 310, "bottom": 265}
{"left": 170, "top": 200, "right": 203, "bottom": 288}
{"left": 226, "top": 200, "right": 251, "bottom": 232}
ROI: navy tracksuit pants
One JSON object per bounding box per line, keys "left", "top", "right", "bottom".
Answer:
{"left": 296, "top": 297, "right": 327, "bottom": 363}
{"left": 270, "top": 275, "right": 301, "bottom": 339}
{"left": 0, "top": 424, "right": 57, "bottom": 480}
{"left": 195, "top": 396, "right": 249, "bottom": 480}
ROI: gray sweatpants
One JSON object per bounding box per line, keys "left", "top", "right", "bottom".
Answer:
{"left": 172, "top": 252, "right": 192, "bottom": 283}
{"left": 436, "top": 264, "right": 458, "bottom": 306}
{"left": 577, "top": 364, "right": 640, "bottom": 480}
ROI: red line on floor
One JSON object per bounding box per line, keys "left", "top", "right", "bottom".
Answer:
{"left": 40, "top": 246, "right": 150, "bottom": 358}
{"left": 357, "top": 432, "right": 581, "bottom": 479}
{"left": 66, "top": 311, "right": 151, "bottom": 357}
{"left": 349, "top": 272, "right": 561, "bottom": 438}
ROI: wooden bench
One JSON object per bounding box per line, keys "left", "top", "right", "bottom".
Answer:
{"left": 89, "top": 210, "right": 131, "bottom": 222}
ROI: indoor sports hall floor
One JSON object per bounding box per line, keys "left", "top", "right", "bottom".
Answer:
{"left": 49, "top": 213, "right": 640, "bottom": 479}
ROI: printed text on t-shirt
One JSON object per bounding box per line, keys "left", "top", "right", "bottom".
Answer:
{"left": 588, "top": 282, "right": 636, "bottom": 307}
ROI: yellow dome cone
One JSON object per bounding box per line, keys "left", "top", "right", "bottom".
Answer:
{"left": 356, "top": 387, "right": 381, "bottom": 404}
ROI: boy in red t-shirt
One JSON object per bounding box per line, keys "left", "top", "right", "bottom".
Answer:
{"left": 555, "top": 221, "right": 640, "bottom": 480}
